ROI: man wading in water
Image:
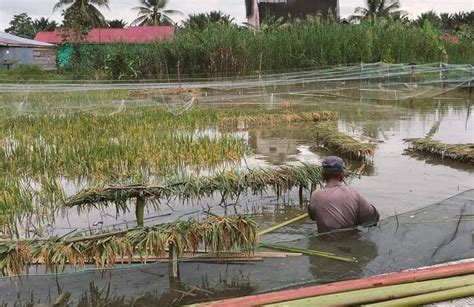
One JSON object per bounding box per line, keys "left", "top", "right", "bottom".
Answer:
{"left": 308, "top": 156, "right": 379, "bottom": 233}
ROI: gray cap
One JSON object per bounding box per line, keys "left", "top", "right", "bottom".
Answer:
{"left": 322, "top": 156, "right": 344, "bottom": 171}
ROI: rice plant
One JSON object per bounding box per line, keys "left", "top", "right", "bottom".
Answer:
{"left": 405, "top": 138, "right": 474, "bottom": 163}
{"left": 65, "top": 163, "right": 325, "bottom": 212}
{"left": 0, "top": 215, "right": 258, "bottom": 276}
{"left": 220, "top": 112, "right": 335, "bottom": 128}
{"left": 312, "top": 122, "right": 376, "bottom": 160}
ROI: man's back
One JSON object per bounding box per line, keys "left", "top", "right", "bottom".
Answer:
{"left": 308, "top": 181, "right": 379, "bottom": 233}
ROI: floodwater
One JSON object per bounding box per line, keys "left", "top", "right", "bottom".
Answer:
{"left": 1, "top": 88, "right": 474, "bottom": 306}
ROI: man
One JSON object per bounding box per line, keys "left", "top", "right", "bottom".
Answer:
{"left": 308, "top": 156, "right": 379, "bottom": 233}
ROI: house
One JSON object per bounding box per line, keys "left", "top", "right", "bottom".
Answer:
{"left": 0, "top": 32, "right": 56, "bottom": 70}
{"left": 34, "top": 26, "right": 175, "bottom": 44}
{"left": 34, "top": 26, "right": 175, "bottom": 69}
{"left": 246, "top": 0, "right": 340, "bottom": 26}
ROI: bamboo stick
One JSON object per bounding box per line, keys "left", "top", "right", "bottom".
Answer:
{"left": 202, "top": 260, "right": 474, "bottom": 307}
{"left": 267, "top": 274, "right": 474, "bottom": 306}
{"left": 258, "top": 214, "right": 308, "bottom": 236}
{"left": 259, "top": 243, "right": 356, "bottom": 263}
{"left": 365, "top": 284, "right": 474, "bottom": 307}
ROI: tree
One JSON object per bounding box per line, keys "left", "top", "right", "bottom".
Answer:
{"left": 349, "top": 0, "right": 403, "bottom": 22}
{"left": 414, "top": 11, "right": 441, "bottom": 28}
{"left": 54, "top": 0, "right": 109, "bottom": 28}
{"left": 131, "top": 0, "right": 182, "bottom": 26}
{"left": 4, "top": 14, "right": 57, "bottom": 38}
{"left": 413, "top": 11, "right": 474, "bottom": 30}
{"left": 33, "top": 18, "right": 58, "bottom": 32}
{"left": 182, "top": 11, "right": 235, "bottom": 31}
{"left": 5, "top": 13, "right": 35, "bottom": 38}
{"left": 107, "top": 19, "right": 127, "bottom": 28}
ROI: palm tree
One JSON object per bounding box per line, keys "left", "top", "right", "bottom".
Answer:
{"left": 107, "top": 19, "right": 127, "bottom": 28}
{"left": 132, "top": 0, "right": 182, "bottom": 26}
{"left": 54, "top": 0, "right": 109, "bottom": 28}
{"left": 350, "top": 0, "right": 402, "bottom": 22}
{"left": 33, "top": 18, "right": 58, "bottom": 32}
{"left": 182, "top": 11, "right": 235, "bottom": 31}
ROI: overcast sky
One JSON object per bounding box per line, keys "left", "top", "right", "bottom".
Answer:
{"left": 1, "top": 0, "right": 473, "bottom": 32}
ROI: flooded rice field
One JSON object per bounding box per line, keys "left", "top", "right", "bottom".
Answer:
{"left": 1, "top": 81, "right": 473, "bottom": 305}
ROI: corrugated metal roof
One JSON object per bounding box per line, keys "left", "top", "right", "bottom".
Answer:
{"left": 0, "top": 31, "right": 55, "bottom": 47}
{"left": 35, "top": 26, "right": 175, "bottom": 44}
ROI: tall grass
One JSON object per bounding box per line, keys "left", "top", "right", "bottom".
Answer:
{"left": 63, "top": 21, "right": 472, "bottom": 79}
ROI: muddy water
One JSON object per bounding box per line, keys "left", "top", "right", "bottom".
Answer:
{"left": 41, "top": 93, "right": 474, "bottom": 238}
{"left": 2, "top": 91, "right": 473, "bottom": 306}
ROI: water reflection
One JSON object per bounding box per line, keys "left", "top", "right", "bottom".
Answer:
{"left": 247, "top": 123, "right": 319, "bottom": 165}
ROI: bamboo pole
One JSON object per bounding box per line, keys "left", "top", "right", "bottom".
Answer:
{"left": 169, "top": 243, "right": 179, "bottom": 278}
{"left": 267, "top": 274, "right": 474, "bottom": 306}
{"left": 365, "top": 284, "right": 474, "bottom": 307}
{"left": 258, "top": 213, "right": 308, "bottom": 236}
{"left": 259, "top": 243, "right": 356, "bottom": 263}
{"left": 202, "top": 260, "right": 474, "bottom": 307}
{"left": 257, "top": 214, "right": 355, "bottom": 262}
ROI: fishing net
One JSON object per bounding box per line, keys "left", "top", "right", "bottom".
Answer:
{"left": 0, "top": 62, "right": 472, "bottom": 118}
{"left": 1, "top": 189, "right": 472, "bottom": 306}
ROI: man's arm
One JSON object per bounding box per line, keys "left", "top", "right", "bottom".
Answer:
{"left": 356, "top": 191, "right": 379, "bottom": 226}
{"left": 307, "top": 193, "right": 317, "bottom": 221}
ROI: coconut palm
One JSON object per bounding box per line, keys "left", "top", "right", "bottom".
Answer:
{"left": 107, "top": 19, "right": 127, "bottom": 28}
{"left": 182, "top": 11, "right": 235, "bottom": 31}
{"left": 54, "top": 0, "right": 109, "bottom": 28}
{"left": 33, "top": 18, "right": 58, "bottom": 32}
{"left": 350, "top": 0, "right": 402, "bottom": 22}
{"left": 132, "top": 0, "right": 182, "bottom": 26}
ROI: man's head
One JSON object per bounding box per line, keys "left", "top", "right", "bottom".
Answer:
{"left": 321, "top": 156, "right": 345, "bottom": 182}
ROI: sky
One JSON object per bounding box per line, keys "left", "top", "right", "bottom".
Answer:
{"left": 0, "top": 0, "right": 473, "bottom": 32}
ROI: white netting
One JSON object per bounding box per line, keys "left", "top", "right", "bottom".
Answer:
{"left": 0, "top": 62, "right": 472, "bottom": 117}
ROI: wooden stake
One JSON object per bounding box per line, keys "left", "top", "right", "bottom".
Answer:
{"left": 135, "top": 196, "right": 145, "bottom": 227}
{"left": 169, "top": 243, "right": 179, "bottom": 278}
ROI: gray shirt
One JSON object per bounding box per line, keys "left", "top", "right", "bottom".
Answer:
{"left": 308, "top": 181, "right": 379, "bottom": 233}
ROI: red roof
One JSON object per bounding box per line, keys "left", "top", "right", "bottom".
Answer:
{"left": 34, "top": 26, "right": 175, "bottom": 44}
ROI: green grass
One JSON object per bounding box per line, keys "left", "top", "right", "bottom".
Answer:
{"left": 57, "top": 21, "right": 472, "bottom": 79}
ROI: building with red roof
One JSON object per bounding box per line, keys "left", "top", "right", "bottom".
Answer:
{"left": 34, "top": 26, "right": 175, "bottom": 44}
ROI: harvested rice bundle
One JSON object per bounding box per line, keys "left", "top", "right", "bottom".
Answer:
{"left": 0, "top": 215, "right": 258, "bottom": 276}
{"left": 312, "top": 122, "right": 376, "bottom": 161}
{"left": 405, "top": 138, "right": 474, "bottom": 164}
{"left": 65, "top": 164, "right": 324, "bottom": 211}
{"left": 220, "top": 112, "right": 335, "bottom": 128}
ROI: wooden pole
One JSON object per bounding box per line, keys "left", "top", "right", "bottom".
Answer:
{"left": 135, "top": 196, "right": 145, "bottom": 227}
{"left": 169, "top": 243, "right": 179, "bottom": 278}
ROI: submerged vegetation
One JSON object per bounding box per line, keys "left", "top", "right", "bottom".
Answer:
{"left": 312, "top": 122, "right": 376, "bottom": 160}
{"left": 0, "top": 215, "right": 258, "bottom": 276}
{"left": 405, "top": 138, "right": 474, "bottom": 164}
